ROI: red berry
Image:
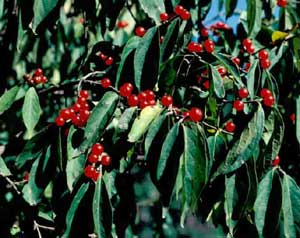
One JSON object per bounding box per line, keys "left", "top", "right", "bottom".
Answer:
{"left": 77, "top": 96, "right": 87, "bottom": 105}
{"left": 73, "top": 103, "right": 82, "bottom": 112}
{"left": 244, "top": 62, "right": 251, "bottom": 72}
{"left": 182, "top": 111, "right": 190, "bottom": 118}
{"left": 225, "top": 121, "right": 236, "bottom": 132}
{"left": 88, "top": 153, "right": 99, "bottom": 163}
{"left": 79, "top": 109, "right": 90, "bottom": 122}
{"left": 161, "top": 95, "right": 173, "bottom": 107}
{"left": 277, "top": 0, "right": 287, "bottom": 7}
{"left": 200, "top": 28, "right": 209, "bottom": 37}
{"left": 105, "top": 57, "right": 114, "bottom": 66}
{"left": 290, "top": 113, "right": 296, "bottom": 122}
{"left": 92, "top": 171, "right": 100, "bottom": 182}
{"left": 145, "top": 90, "right": 155, "bottom": 101}
{"left": 119, "top": 83, "right": 133, "bottom": 97}
{"left": 79, "top": 90, "right": 89, "bottom": 99}
{"left": 35, "top": 68, "right": 43, "bottom": 76}
{"left": 238, "top": 88, "right": 249, "bottom": 99}
{"left": 272, "top": 155, "right": 280, "bottom": 166}
{"left": 138, "top": 92, "right": 147, "bottom": 102}
{"left": 180, "top": 10, "right": 191, "bottom": 20}
{"left": 242, "top": 39, "right": 252, "bottom": 48}
{"left": 263, "top": 95, "right": 275, "bottom": 107}
{"left": 174, "top": 5, "right": 184, "bottom": 15}
{"left": 101, "top": 78, "right": 111, "bottom": 88}
{"left": 60, "top": 108, "right": 71, "bottom": 120}
{"left": 41, "top": 76, "right": 48, "bottom": 83}
{"left": 91, "top": 143, "right": 104, "bottom": 156}
{"left": 140, "top": 100, "right": 149, "bottom": 109}
{"left": 258, "top": 49, "right": 269, "bottom": 60}
{"left": 189, "top": 107, "right": 203, "bottom": 122}
{"left": 101, "top": 155, "right": 112, "bottom": 166}
{"left": 218, "top": 67, "right": 227, "bottom": 76}
{"left": 160, "top": 13, "right": 169, "bottom": 21}
{"left": 71, "top": 115, "right": 81, "bottom": 126}
{"left": 23, "top": 172, "right": 30, "bottom": 181}
{"left": 160, "top": 36, "right": 164, "bottom": 44}
{"left": 232, "top": 57, "right": 240, "bottom": 66}
{"left": 55, "top": 116, "right": 65, "bottom": 127}
{"left": 260, "top": 88, "right": 272, "bottom": 98}
{"left": 260, "top": 58, "right": 271, "bottom": 69}
{"left": 117, "top": 20, "right": 129, "bottom": 29}
{"left": 233, "top": 100, "right": 244, "bottom": 111}
{"left": 135, "top": 27, "right": 146, "bottom": 37}
{"left": 203, "top": 80, "right": 210, "bottom": 90}
{"left": 148, "top": 99, "right": 156, "bottom": 106}
{"left": 84, "top": 165, "right": 95, "bottom": 178}
{"left": 204, "top": 39, "right": 215, "bottom": 53}
{"left": 99, "top": 53, "right": 107, "bottom": 61}
{"left": 187, "top": 42, "right": 203, "bottom": 53}
{"left": 247, "top": 45, "right": 255, "bottom": 54}
{"left": 34, "top": 76, "right": 42, "bottom": 84}
{"left": 127, "top": 94, "right": 139, "bottom": 107}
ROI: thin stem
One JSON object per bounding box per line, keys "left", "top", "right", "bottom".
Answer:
{"left": 77, "top": 70, "right": 107, "bottom": 94}
{"left": 201, "top": 121, "right": 233, "bottom": 135}
{"left": 34, "top": 221, "right": 55, "bottom": 231}
{"left": 2, "top": 176, "right": 21, "bottom": 195}
{"left": 126, "top": 1, "right": 138, "bottom": 23}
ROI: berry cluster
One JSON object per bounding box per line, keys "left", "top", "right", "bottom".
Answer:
{"left": 242, "top": 38, "right": 255, "bottom": 55}
{"left": 55, "top": 90, "right": 90, "bottom": 127}
{"left": 187, "top": 39, "right": 215, "bottom": 53}
{"left": 232, "top": 88, "right": 250, "bottom": 112}
{"left": 174, "top": 5, "right": 191, "bottom": 20}
{"left": 258, "top": 49, "right": 271, "bottom": 69}
{"left": 98, "top": 52, "right": 114, "bottom": 66}
{"left": 277, "top": 0, "right": 287, "bottom": 7}
{"left": 209, "top": 21, "right": 231, "bottom": 31}
{"left": 260, "top": 88, "right": 275, "bottom": 107}
{"left": 84, "top": 143, "right": 112, "bottom": 181}
{"left": 23, "top": 68, "right": 48, "bottom": 85}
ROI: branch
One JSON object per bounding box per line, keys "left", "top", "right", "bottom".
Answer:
{"left": 1, "top": 175, "right": 21, "bottom": 195}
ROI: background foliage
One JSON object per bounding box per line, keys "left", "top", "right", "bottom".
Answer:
{"left": 0, "top": 0, "right": 300, "bottom": 237}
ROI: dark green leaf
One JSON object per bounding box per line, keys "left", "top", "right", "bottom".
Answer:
{"left": 0, "top": 156, "right": 11, "bottom": 176}
{"left": 128, "top": 105, "right": 163, "bottom": 143}
{"left": 22, "top": 87, "right": 42, "bottom": 139}
{"left": 247, "top": 0, "right": 262, "bottom": 38}
{"left": 134, "top": 27, "right": 160, "bottom": 90}
{"left": 138, "top": 0, "right": 165, "bottom": 24}
{"left": 209, "top": 64, "right": 225, "bottom": 98}
{"left": 67, "top": 126, "right": 81, "bottom": 160}
{"left": 269, "top": 44, "right": 288, "bottom": 70}
{"left": 66, "top": 155, "right": 85, "bottom": 192}
{"left": 247, "top": 60, "right": 258, "bottom": 99}
{"left": 93, "top": 178, "right": 112, "bottom": 238}
{"left": 82, "top": 92, "right": 119, "bottom": 150}
{"left": 157, "top": 122, "right": 180, "bottom": 180}
{"left": 225, "top": 0, "right": 238, "bottom": 18}
{"left": 63, "top": 183, "right": 89, "bottom": 237}
{"left": 0, "top": 86, "right": 19, "bottom": 115}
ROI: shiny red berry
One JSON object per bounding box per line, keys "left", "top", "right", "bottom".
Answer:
{"left": 117, "top": 20, "right": 129, "bottom": 28}
{"left": 161, "top": 95, "right": 173, "bottom": 107}
{"left": 91, "top": 143, "right": 104, "bottom": 156}
{"left": 189, "top": 107, "right": 203, "bottom": 122}
{"left": 242, "top": 39, "right": 252, "bottom": 48}
{"left": 60, "top": 109, "right": 71, "bottom": 120}
{"left": 79, "top": 90, "right": 89, "bottom": 99}
{"left": 88, "top": 153, "right": 99, "bottom": 163}
{"left": 238, "top": 88, "right": 249, "bottom": 99}
{"left": 204, "top": 39, "right": 215, "bottom": 53}
{"left": 260, "top": 58, "right": 271, "bottom": 69}
{"left": 92, "top": 171, "right": 100, "bottom": 182}
{"left": 84, "top": 165, "right": 95, "bottom": 178}
{"left": 232, "top": 57, "right": 240, "bottom": 66}
{"left": 127, "top": 94, "right": 139, "bottom": 107}
{"left": 119, "top": 83, "right": 133, "bottom": 97}
{"left": 258, "top": 50, "right": 269, "bottom": 60}
{"left": 277, "top": 0, "right": 287, "bottom": 7}
{"left": 35, "top": 68, "right": 43, "bottom": 76}
{"left": 174, "top": 5, "right": 184, "bottom": 15}
{"left": 218, "top": 67, "right": 227, "bottom": 76}
{"left": 79, "top": 109, "right": 90, "bottom": 122}
{"left": 55, "top": 116, "right": 65, "bottom": 127}
{"left": 101, "top": 155, "right": 112, "bottom": 166}
{"left": 99, "top": 53, "right": 107, "bottom": 61}
{"left": 260, "top": 88, "right": 272, "bottom": 98}
{"left": 105, "top": 57, "right": 114, "bottom": 66}
{"left": 225, "top": 121, "right": 236, "bottom": 132}
{"left": 180, "top": 10, "right": 191, "bottom": 20}
{"left": 203, "top": 80, "right": 210, "bottom": 90}
{"left": 263, "top": 95, "right": 275, "bottom": 107}
{"left": 101, "top": 78, "right": 111, "bottom": 88}
{"left": 77, "top": 96, "right": 87, "bottom": 105}
{"left": 145, "top": 90, "right": 155, "bottom": 101}
{"left": 244, "top": 62, "right": 251, "bottom": 72}
{"left": 73, "top": 103, "right": 82, "bottom": 112}
{"left": 290, "top": 113, "right": 296, "bottom": 122}
{"left": 140, "top": 100, "right": 149, "bottom": 109}
{"left": 138, "top": 92, "right": 147, "bottom": 102}
{"left": 135, "top": 26, "right": 146, "bottom": 37}
{"left": 200, "top": 28, "right": 209, "bottom": 37}
{"left": 247, "top": 45, "right": 255, "bottom": 54}
{"left": 272, "top": 155, "right": 280, "bottom": 166}
{"left": 233, "top": 100, "right": 244, "bottom": 111}
{"left": 160, "top": 13, "right": 169, "bottom": 21}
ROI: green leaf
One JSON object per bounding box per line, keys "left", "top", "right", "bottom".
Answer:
{"left": 144, "top": 112, "right": 168, "bottom": 160}
{"left": 66, "top": 155, "right": 85, "bottom": 192}
{"left": 128, "top": 105, "right": 163, "bottom": 143}
{"left": 247, "top": 60, "right": 258, "bottom": 99}
{"left": 63, "top": 183, "right": 89, "bottom": 237}
{"left": 138, "top": 0, "right": 165, "bottom": 24}
{"left": 297, "top": 96, "right": 300, "bottom": 144}
{"left": 67, "top": 126, "right": 81, "bottom": 160}
{"left": 247, "top": 0, "right": 262, "bottom": 38}
{"left": 225, "top": 0, "right": 238, "bottom": 18}
{"left": 81, "top": 92, "right": 119, "bottom": 150}
{"left": 134, "top": 27, "right": 160, "bottom": 90}
{"left": 22, "top": 87, "right": 42, "bottom": 139}
{"left": 254, "top": 169, "right": 276, "bottom": 237}
{"left": 183, "top": 123, "right": 209, "bottom": 210}
{"left": 157, "top": 122, "right": 180, "bottom": 180}
{"left": 0, "top": 156, "right": 11, "bottom": 176}
{"left": 160, "top": 19, "right": 180, "bottom": 62}
{"left": 224, "top": 174, "right": 238, "bottom": 235}
{"left": 213, "top": 104, "right": 265, "bottom": 178}
{"left": 115, "top": 36, "right": 141, "bottom": 87}
{"left": 269, "top": 43, "right": 288, "bottom": 70}
{"left": 32, "top": 0, "right": 60, "bottom": 32}
{"left": 209, "top": 64, "right": 225, "bottom": 98}
{"left": 93, "top": 178, "right": 112, "bottom": 238}
{"left": 0, "top": 86, "right": 20, "bottom": 115}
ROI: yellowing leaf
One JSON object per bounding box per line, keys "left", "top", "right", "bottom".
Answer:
{"left": 207, "top": 128, "right": 216, "bottom": 134}
{"left": 272, "top": 31, "right": 289, "bottom": 43}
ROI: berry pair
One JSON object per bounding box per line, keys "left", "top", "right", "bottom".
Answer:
{"left": 98, "top": 52, "right": 114, "bottom": 66}
{"left": 183, "top": 107, "right": 204, "bottom": 122}
{"left": 260, "top": 88, "right": 275, "bottom": 107}
{"left": 55, "top": 90, "right": 90, "bottom": 127}
{"left": 174, "top": 5, "right": 191, "bottom": 20}
{"left": 24, "top": 68, "right": 48, "bottom": 85}
{"left": 258, "top": 49, "right": 271, "bottom": 70}
{"left": 242, "top": 38, "right": 255, "bottom": 55}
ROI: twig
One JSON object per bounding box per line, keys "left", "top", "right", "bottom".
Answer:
{"left": 2, "top": 176, "right": 21, "bottom": 195}
{"left": 125, "top": 0, "right": 138, "bottom": 23}
{"left": 34, "top": 220, "right": 55, "bottom": 238}
{"left": 77, "top": 70, "right": 107, "bottom": 94}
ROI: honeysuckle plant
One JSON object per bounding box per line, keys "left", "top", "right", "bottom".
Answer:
{"left": 0, "top": 0, "right": 300, "bottom": 237}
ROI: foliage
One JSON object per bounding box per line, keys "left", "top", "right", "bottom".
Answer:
{"left": 0, "top": 0, "right": 300, "bottom": 237}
